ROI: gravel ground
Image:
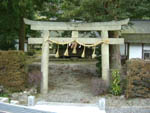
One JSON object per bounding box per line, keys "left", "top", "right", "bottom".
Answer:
{"left": 35, "top": 61, "right": 150, "bottom": 109}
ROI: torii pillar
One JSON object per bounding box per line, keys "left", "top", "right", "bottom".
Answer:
{"left": 41, "top": 30, "right": 49, "bottom": 94}
{"left": 101, "top": 30, "right": 110, "bottom": 87}
{"left": 24, "top": 18, "right": 129, "bottom": 94}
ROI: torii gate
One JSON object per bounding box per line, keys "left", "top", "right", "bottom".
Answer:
{"left": 24, "top": 18, "right": 129, "bottom": 94}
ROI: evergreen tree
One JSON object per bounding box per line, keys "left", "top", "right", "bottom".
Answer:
{"left": 0, "top": 0, "right": 59, "bottom": 50}
{"left": 61, "top": 0, "right": 150, "bottom": 21}
{"left": 61, "top": 0, "right": 150, "bottom": 70}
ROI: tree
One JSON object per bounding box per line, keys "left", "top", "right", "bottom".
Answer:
{"left": 0, "top": 1, "right": 19, "bottom": 50}
{"left": 0, "top": 0, "right": 53, "bottom": 50}
{"left": 61, "top": 0, "right": 150, "bottom": 70}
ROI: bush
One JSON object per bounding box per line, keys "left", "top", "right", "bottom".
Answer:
{"left": 26, "top": 49, "right": 36, "bottom": 56}
{"left": 28, "top": 70, "right": 42, "bottom": 92}
{"left": 125, "top": 59, "right": 150, "bottom": 98}
{"left": 91, "top": 77, "right": 107, "bottom": 96}
{"left": 0, "top": 51, "right": 27, "bottom": 92}
{"left": 110, "top": 69, "right": 122, "bottom": 96}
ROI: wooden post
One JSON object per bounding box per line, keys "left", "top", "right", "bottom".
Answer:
{"left": 101, "top": 30, "right": 110, "bottom": 87}
{"left": 41, "top": 30, "right": 49, "bottom": 94}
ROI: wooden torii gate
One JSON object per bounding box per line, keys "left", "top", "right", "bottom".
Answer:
{"left": 24, "top": 18, "right": 129, "bottom": 94}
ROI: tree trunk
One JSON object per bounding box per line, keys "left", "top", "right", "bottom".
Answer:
{"left": 19, "top": 17, "right": 25, "bottom": 51}
{"left": 109, "top": 31, "right": 122, "bottom": 70}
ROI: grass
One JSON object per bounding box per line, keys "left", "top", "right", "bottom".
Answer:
{"left": 0, "top": 93, "right": 9, "bottom": 97}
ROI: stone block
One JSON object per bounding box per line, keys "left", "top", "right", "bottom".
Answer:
{"left": 10, "top": 100, "right": 19, "bottom": 105}
{"left": 0, "top": 97, "right": 9, "bottom": 103}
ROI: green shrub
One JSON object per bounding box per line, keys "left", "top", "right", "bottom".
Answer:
{"left": 125, "top": 59, "right": 150, "bottom": 98}
{"left": 26, "top": 49, "right": 35, "bottom": 56}
{"left": 0, "top": 51, "right": 28, "bottom": 92}
{"left": 110, "top": 69, "right": 122, "bottom": 96}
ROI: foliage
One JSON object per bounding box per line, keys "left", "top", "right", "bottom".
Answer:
{"left": 0, "top": 0, "right": 59, "bottom": 50}
{"left": 125, "top": 59, "right": 150, "bottom": 98}
{"left": 1, "top": 0, "right": 150, "bottom": 50}
{"left": 129, "top": 0, "right": 150, "bottom": 19}
{"left": 0, "top": 0, "right": 19, "bottom": 50}
{"left": 61, "top": 0, "right": 150, "bottom": 22}
{"left": 110, "top": 69, "right": 122, "bottom": 96}
{"left": 38, "top": 0, "right": 62, "bottom": 21}
{"left": 61, "top": 0, "right": 150, "bottom": 77}
{"left": 0, "top": 35, "right": 16, "bottom": 50}
{"left": 0, "top": 51, "right": 28, "bottom": 92}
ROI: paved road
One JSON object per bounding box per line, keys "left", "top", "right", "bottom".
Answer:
{"left": 106, "top": 107, "right": 150, "bottom": 113}
{"left": 0, "top": 103, "right": 53, "bottom": 113}
{"left": 0, "top": 102, "right": 150, "bottom": 113}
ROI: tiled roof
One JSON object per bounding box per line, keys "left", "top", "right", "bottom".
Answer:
{"left": 122, "top": 21, "right": 150, "bottom": 34}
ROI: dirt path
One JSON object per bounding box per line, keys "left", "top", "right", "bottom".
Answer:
{"left": 36, "top": 61, "right": 98, "bottom": 103}
{"left": 35, "top": 61, "right": 150, "bottom": 107}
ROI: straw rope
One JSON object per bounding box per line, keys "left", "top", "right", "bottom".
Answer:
{"left": 47, "top": 38, "right": 109, "bottom": 47}
{"left": 45, "top": 38, "right": 110, "bottom": 58}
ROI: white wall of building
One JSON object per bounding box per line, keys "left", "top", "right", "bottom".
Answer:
{"left": 129, "top": 44, "right": 142, "bottom": 59}
{"left": 120, "top": 43, "right": 150, "bottom": 60}
{"left": 120, "top": 45, "right": 125, "bottom": 55}
{"left": 15, "top": 43, "right": 28, "bottom": 52}
{"left": 14, "top": 39, "right": 28, "bottom": 52}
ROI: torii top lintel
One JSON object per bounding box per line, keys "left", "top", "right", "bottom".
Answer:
{"left": 24, "top": 18, "right": 129, "bottom": 31}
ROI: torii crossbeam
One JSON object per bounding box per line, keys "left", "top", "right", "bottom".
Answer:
{"left": 24, "top": 18, "right": 129, "bottom": 94}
